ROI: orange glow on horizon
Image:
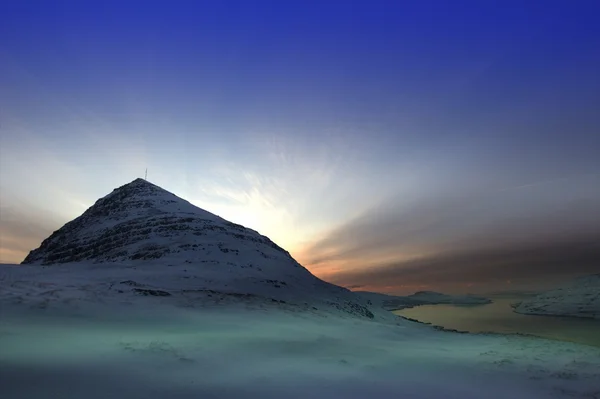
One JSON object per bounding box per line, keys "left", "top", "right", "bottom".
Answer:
{"left": 0, "top": 246, "right": 27, "bottom": 264}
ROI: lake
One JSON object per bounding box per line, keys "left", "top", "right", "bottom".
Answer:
{"left": 393, "top": 296, "right": 600, "bottom": 347}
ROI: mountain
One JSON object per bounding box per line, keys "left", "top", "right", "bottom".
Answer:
{"left": 23, "top": 178, "right": 279, "bottom": 265}
{"left": 514, "top": 274, "right": 600, "bottom": 319}
{"left": 14, "top": 178, "right": 392, "bottom": 321}
{"left": 356, "top": 291, "right": 491, "bottom": 311}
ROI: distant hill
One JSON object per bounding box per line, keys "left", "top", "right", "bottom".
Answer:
{"left": 356, "top": 290, "right": 491, "bottom": 311}
{"left": 514, "top": 274, "right": 600, "bottom": 319}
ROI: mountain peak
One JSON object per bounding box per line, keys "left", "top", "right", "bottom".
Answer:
{"left": 128, "top": 177, "right": 153, "bottom": 188}
{"left": 22, "top": 179, "right": 229, "bottom": 265}
{"left": 99, "top": 178, "right": 171, "bottom": 203}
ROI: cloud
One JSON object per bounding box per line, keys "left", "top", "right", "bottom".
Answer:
{"left": 180, "top": 129, "right": 407, "bottom": 253}
{"left": 302, "top": 175, "right": 600, "bottom": 291}
{"left": 327, "top": 240, "right": 600, "bottom": 287}
{"left": 0, "top": 199, "right": 66, "bottom": 263}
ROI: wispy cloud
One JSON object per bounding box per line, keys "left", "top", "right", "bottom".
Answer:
{"left": 326, "top": 240, "right": 600, "bottom": 294}
{"left": 0, "top": 198, "right": 66, "bottom": 263}
{"left": 178, "top": 129, "right": 404, "bottom": 253}
{"left": 300, "top": 175, "right": 600, "bottom": 292}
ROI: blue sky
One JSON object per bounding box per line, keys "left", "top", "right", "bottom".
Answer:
{"left": 1, "top": 1, "right": 599, "bottom": 293}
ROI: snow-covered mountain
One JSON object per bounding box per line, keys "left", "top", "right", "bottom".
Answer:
{"left": 514, "top": 274, "right": 600, "bottom": 319}
{"left": 12, "top": 178, "right": 392, "bottom": 321}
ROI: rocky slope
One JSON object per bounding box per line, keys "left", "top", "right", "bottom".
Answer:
{"left": 13, "top": 179, "right": 393, "bottom": 322}
{"left": 514, "top": 274, "right": 600, "bottom": 319}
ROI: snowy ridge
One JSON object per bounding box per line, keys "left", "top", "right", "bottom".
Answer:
{"left": 15, "top": 179, "right": 392, "bottom": 322}
{"left": 515, "top": 274, "right": 600, "bottom": 319}
{"left": 1, "top": 262, "right": 384, "bottom": 321}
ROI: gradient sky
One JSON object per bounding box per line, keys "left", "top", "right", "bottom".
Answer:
{"left": 1, "top": 1, "right": 599, "bottom": 294}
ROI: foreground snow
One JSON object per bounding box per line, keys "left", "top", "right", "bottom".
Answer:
{"left": 2, "top": 267, "right": 600, "bottom": 399}
{"left": 515, "top": 274, "right": 600, "bottom": 319}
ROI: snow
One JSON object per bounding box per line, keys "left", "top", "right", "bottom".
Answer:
{"left": 2, "top": 179, "right": 600, "bottom": 398}
{"left": 515, "top": 274, "right": 600, "bottom": 319}
{"left": 357, "top": 290, "right": 491, "bottom": 311}
{"left": 0, "top": 261, "right": 388, "bottom": 322}
{"left": 1, "top": 269, "right": 599, "bottom": 399}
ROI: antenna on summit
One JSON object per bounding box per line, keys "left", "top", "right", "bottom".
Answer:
{"left": 144, "top": 168, "right": 147, "bottom": 181}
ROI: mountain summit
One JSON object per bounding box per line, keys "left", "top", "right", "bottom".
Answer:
{"left": 19, "top": 178, "right": 384, "bottom": 320}
{"left": 23, "top": 178, "right": 285, "bottom": 265}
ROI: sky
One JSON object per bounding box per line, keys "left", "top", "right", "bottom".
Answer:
{"left": 1, "top": 0, "right": 599, "bottom": 294}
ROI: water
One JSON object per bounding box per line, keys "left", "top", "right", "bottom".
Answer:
{"left": 393, "top": 296, "right": 600, "bottom": 347}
